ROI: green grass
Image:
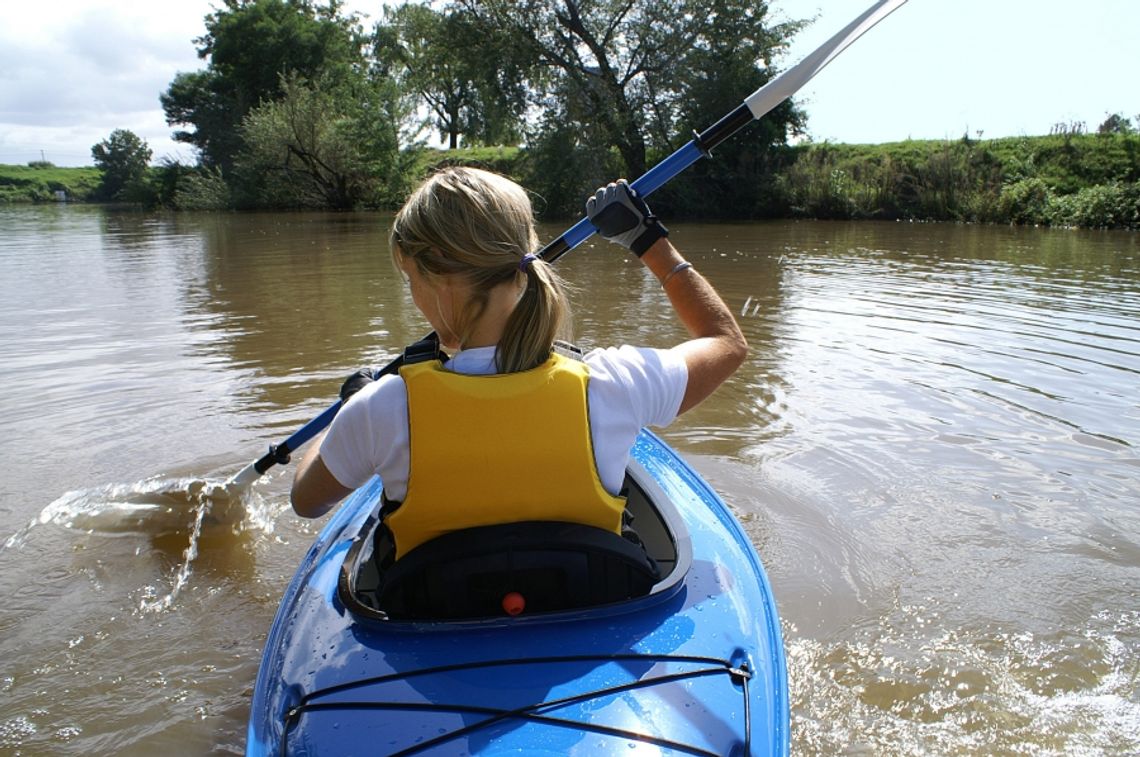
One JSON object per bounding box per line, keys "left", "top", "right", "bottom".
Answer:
{"left": 0, "top": 164, "right": 103, "bottom": 203}
{"left": 410, "top": 145, "right": 524, "bottom": 181}
{"left": 778, "top": 133, "right": 1140, "bottom": 228}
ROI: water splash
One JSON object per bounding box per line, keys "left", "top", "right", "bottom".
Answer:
{"left": 137, "top": 485, "right": 213, "bottom": 614}
{"left": 4, "top": 473, "right": 279, "bottom": 613}
{"left": 9, "top": 476, "right": 247, "bottom": 539}
{"left": 786, "top": 608, "right": 1140, "bottom": 755}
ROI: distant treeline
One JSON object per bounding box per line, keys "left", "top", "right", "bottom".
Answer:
{"left": 5, "top": 130, "right": 1138, "bottom": 229}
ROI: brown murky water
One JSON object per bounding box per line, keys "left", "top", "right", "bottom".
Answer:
{"left": 1, "top": 204, "right": 1138, "bottom": 754}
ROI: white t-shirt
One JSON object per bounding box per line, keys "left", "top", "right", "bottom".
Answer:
{"left": 320, "top": 345, "right": 688, "bottom": 499}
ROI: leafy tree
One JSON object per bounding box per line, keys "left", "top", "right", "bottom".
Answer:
{"left": 454, "top": 0, "right": 797, "bottom": 181}
{"left": 161, "top": 0, "right": 368, "bottom": 171}
{"left": 663, "top": 0, "right": 805, "bottom": 217}
{"left": 521, "top": 102, "right": 625, "bottom": 217}
{"left": 236, "top": 73, "right": 409, "bottom": 208}
{"left": 455, "top": 0, "right": 655, "bottom": 176}
{"left": 1097, "top": 113, "right": 1134, "bottom": 135}
{"left": 161, "top": 69, "right": 243, "bottom": 172}
{"left": 91, "top": 129, "right": 152, "bottom": 202}
{"left": 375, "top": 4, "right": 529, "bottom": 149}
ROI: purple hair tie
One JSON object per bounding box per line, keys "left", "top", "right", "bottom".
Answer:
{"left": 518, "top": 253, "right": 538, "bottom": 272}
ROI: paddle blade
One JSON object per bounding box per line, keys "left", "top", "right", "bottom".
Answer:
{"left": 23, "top": 478, "right": 244, "bottom": 538}
{"left": 745, "top": 0, "right": 908, "bottom": 121}
{"left": 227, "top": 462, "right": 262, "bottom": 490}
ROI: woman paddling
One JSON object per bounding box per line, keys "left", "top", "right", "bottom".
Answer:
{"left": 290, "top": 167, "right": 746, "bottom": 566}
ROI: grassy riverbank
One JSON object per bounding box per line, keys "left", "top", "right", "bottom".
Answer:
{"left": 356, "top": 133, "right": 1140, "bottom": 229}
{"left": 5, "top": 132, "right": 1139, "bottom": 229}
{"left": 0, "top": 163, "right": 102, "bottom": 203}
{"left": 780, "top": 132, "right": 1140, "bottom": 229}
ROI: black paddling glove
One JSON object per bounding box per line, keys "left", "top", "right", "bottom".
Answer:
{"left": 586, "top": 180, "right": 668, "bottom": 257}
{"left": 340, "top": 368, "right": 377, "bottom": 403}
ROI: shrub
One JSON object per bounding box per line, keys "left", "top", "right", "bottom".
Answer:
{"left": 174, "top": 167, "right": 232, "bottom": 211}
{"left": 999, "top": 178, "right": 1053, "bottom": 225}
{"left": 518, "top": 118, "right": 621, "bottom": 219}
{"left": 780, "top": 147, "right": 858, "bottom": 219}
{"left": 91, "top": 129, "right": 152, "bottom": 202}
{"left": 1048, "top": 181, "right": 1140, "bottom": 229}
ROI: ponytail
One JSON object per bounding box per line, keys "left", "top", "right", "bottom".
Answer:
{"left": 497, "top": 258, "right": 570, "bottom": 373}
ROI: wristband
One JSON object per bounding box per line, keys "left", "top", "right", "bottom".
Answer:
{"left": 661, "top": 261, "right": 693, "bottom": 286}
{"left": 630, "top": 218, "right": 668, "bottom": 257}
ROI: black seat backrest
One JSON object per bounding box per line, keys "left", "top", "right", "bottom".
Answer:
{"left": 376, "top": 521, "right": 661, "bottom": 621}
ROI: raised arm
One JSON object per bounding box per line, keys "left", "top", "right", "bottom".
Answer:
{"left": 586, "top": 181, "right": 747, "bottom": 414}
{"left": 638, "top": 237, "right": 747, "bottom": 413}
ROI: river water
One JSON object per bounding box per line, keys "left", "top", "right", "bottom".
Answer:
{"left": 1, "top": 203, "right": 1137, "bottom": 755}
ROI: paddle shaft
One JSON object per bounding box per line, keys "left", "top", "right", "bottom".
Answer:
{"left": 230, "top": 0, "right": 907, "bottom": 486}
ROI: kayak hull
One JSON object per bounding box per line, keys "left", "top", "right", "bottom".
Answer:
{"left": 248, "top": 430, "right": 788, "bottom": 755}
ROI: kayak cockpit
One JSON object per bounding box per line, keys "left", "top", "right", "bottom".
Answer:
{"left": 338, "top": 461, "right": 691, "bottom": 622}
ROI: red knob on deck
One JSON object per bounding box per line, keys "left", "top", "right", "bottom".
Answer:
{"left": 501, "top": 591, "right": 526, "bottom": 616}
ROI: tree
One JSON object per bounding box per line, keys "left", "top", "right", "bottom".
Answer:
{"left": 161, "top": 0, "right": 368, "bottom": 171}
{"left": 375, "top": 4, "right": 529, "bottom": 149}
{"left": 91, "top": 129, "right": 152, "bottom": 202}
{"left": 664, "top": 0, "right": 805, "bottom": 217}
{"left": 1097, "top": 113, "right": 1134, "bottom": 135}
{"left": 237, "top": 73, "right": 409, "bottom": 208}
{"left": 161, "top": 69, "right": 242, "bottom": 171}
{"left": 451, "top": 0, "right": 799, "bottom": 218}
{"left": 453, "top": 0, "right": 798, "bottom": 181}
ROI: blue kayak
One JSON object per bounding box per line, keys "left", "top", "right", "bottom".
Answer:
{"left": 247, "top": 430, "right": 788, "bottom": 755}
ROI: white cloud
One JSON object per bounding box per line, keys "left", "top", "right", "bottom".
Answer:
{"left": 0, "top": 0, "right": 386, "bottom": 166}
{"left": 0, "top": 1, "right": 210, "bottom": 165}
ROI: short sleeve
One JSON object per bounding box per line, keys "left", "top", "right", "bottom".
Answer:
{"left": 582, "top": 346, "right": 688, "bottom": 494}
{"left": 584, "top": 345, "right": 688, "bottom": 429}
{"left": 319, "top": 374, "right": 409, "bottom": 492}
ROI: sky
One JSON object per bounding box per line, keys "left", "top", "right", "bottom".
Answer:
{"left": 0, "top": 1, "right": 1135, "bottom": 167}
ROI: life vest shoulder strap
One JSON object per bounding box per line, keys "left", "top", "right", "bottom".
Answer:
{"left": 402, "top": 335, "right": 443, "bottom": 366}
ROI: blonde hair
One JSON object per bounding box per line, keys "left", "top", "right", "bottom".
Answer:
{"left": 390, "top": 167, "right": 570, "bottom": 373}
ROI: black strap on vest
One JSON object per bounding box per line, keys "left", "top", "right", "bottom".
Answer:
{"left": 371, "top": 333, "right": 445, "bottom": 383}
{"left": 400, "top": 335, "right": 443, "bottom": 367}
{"left": 369, "top": 333, "right": 446, "bottom": 566}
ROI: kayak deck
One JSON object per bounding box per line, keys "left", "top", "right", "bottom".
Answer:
{"left": 286, "top": 653, "right": 754, "bottom": 755}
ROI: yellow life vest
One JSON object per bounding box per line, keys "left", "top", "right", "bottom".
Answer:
{"left": 386, "top": 352, "right": 626, "bottom": 559}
